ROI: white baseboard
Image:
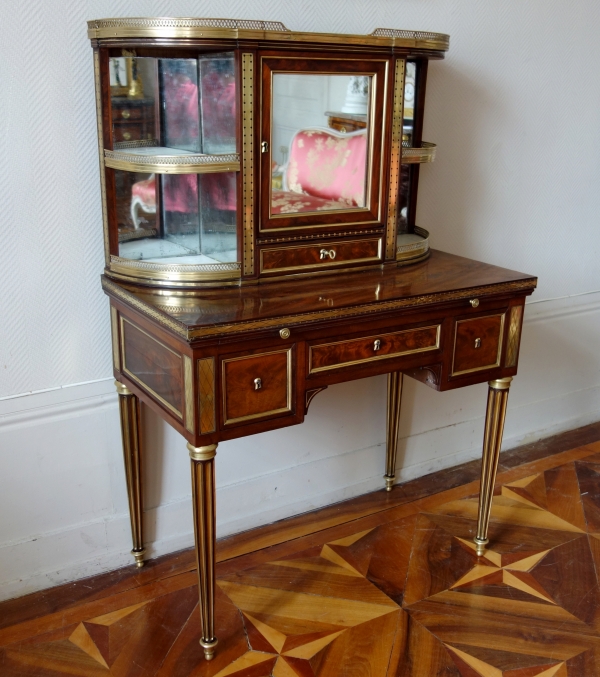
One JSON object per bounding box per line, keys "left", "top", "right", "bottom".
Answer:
{"left": 1, "top": 292, "right": 600, "bottom": 602}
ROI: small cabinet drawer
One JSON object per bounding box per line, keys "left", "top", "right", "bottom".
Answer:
{"left": 113, "top": 125, "right": 143, "bottom": 143}
{"left": 260, "top": 238, "right": 382, "bottom": 274}
{"left": 222, "top": 349, "right": 293, "bottom": 426}
{"left": 309, "top": 324, "right": 441, "bottom": 374}
{"left": 451, "top": 313, "right": 505, "bottom": 376}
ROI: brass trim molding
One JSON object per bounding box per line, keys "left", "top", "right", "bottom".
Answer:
{"left": 109, "top": 256, "right": 241, "bottom": 283}
{"left": 120, "top": 316, "right": 184, "bottom": 419}
{"left": 242, "top": 53, "right": 255, "bottom": 276}
{"left": 184, "top": 355, "right": 195, "bottom": 433}
{"left": 110, "top": 306, "right": 120, "bottom": 370}
{"left": 104, "top": 149, "right": 240, "bottom": 174}
{"left": 386, "top": 59, "right": 405, "bottom": 260}
{"left": 401, "top": 142, "right": 436, "bottom": 164}
{"left": 87, "top": 18, "right": 449, "bottom": 51}
{"left": 308, "top": 324, "right": 441, "bottom": 374}
{"left": 187, "top": 442, "right": 217, "bottom": 462}
{"left": 505, "top": 305, "right": 523, "bottom": 368}
{"left": 451, "top": 313, "right": 506, "bottom": 377}
{"left": 396, "top": 226, "right": 430, "bottom": 261}
{"left": 221, "top": 348, "right": 292, "bottom": 425}
{"left": 489, "top": 376, "right": 513, "bottom": 391}
{"left": 93, "top": 51, "right": 110, "bottom": 265}
{"left": 115, "top": 380, "right": 132, "bottom": 396}
{"left": 102, "top": 275, "right": 537, "bottom": 341}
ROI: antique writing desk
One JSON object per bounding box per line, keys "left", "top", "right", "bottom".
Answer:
{"left": 89, "top": 19, "right": 537, "bottom": 660}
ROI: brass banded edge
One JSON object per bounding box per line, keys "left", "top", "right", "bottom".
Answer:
{"left": 104, "top": 155, "right": 240, "bottom": 174}
{"left": 183, "top": 355, "right": 195, "bottom": 433}
{"left": 88, "top": 21, "right": 449, "bottom": 51}
{"left": 401, "top": 141, "right": 437, "bottom": 164}
{"left": 109, "top": 258, "right": 241, "bottom": 283}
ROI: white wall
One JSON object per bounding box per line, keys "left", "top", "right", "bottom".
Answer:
{"left": 1, "top": 0, "right": 600, "bottom": 601}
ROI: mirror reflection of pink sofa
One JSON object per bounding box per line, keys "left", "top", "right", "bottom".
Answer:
{"left": 272, "top": 127, "right": 368, "bottom": 215}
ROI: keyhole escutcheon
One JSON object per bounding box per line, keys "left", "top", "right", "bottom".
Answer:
{"left": 474, "top": 338, "right": 481, "bottom": 349}
{"left": 254, "top": 377, "right": 262, "bottom": 390}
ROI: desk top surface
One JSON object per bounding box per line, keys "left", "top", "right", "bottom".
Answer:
{"left": 102, "top": 250, "right": 537, "bottom": 341}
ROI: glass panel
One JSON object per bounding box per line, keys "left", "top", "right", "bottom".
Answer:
{"left": 199, "top": 54, "right": 237, "bottom": 154}
{"left": 110, "top": 57, "right": 158, "bottom": 145}
{"left": 116, "top": 170, "right": 237, "bottom": 264}
{"left": 109, "top": 54, "right": 237, "bottom": 155}
{"left": 403, "top": 62, "right": 416, "bottom": 147}
{"left": 160, "top": 59, "right": 201, "bottom": 153}
{"left": 398, "top": 164, "right": 411, "bottom": 234}
{"left": 271, "top": 74, "right": 371, "bottom": 215}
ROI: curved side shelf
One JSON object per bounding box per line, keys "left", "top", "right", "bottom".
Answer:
{"left": 109, "top": 256, "right": 241, "bottom": 285}
{"left": 396, "top": 226, "right": 430, "bottom": 264}
{"left": 104, "top": 149, "right": 240, "bottom": 174}
{"left": 401, "top": 142, "right": 436, "bottom": 164}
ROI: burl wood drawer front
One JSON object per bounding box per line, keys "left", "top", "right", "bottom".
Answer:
{"left": 222, "top": 349, "right": 293, "bottom": 425}
{"left": 452, "top": 313, "right": 505, "bottom": 376}
{"left": 260, "top": 238, "right": 382, "bottom": 274}
{"left": 309, "top": 324, "right": 441, "bottom": 374}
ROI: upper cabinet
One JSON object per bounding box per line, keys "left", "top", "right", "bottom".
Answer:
{"left": 89, "top": 19, "right": 449, "bottom": 287}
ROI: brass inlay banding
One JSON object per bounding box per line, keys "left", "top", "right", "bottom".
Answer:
{"left": 110, "top": 306, "right": 120, "bottom": 370}
{"left": 120, "top": 316, "right": 183, "bottom": 419}
{"left": 222, "top": 348, "right": 293, "bottom": 425}
{"left": 87, "top": 18, "right": 449, "bottom": 51}
{"left": 198, "top": 357, "right": 216, "bottom": 434}
{"left": 102, "top": 276, "right": 537, "bottom": 341}
{"left": 401, "top": 142, "right": 436, "bottom": 163}
{"left": 451, "top": 313, "right": 506, "bottom": 377}
{"left": 242, "top": 53, "right": 255, "bottom": 276}
{"left": 505, "top": 305, "right": 523, "bottom": 368}
{"left": 386, "top": 59, "right": 405, "bottom": 260}
{"left": 309, "top": 324, "right": 440, "bottom": 374}
{"left": 184, "top": 355, "right": 195, "bottom": 433}
{"left": 93, "top": 51, "right": 110, "bottom": 265}
{"left": 104, "top": 149, "right": 239, "bottom": 174}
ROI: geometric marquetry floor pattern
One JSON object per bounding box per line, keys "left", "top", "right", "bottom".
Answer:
{"left": 2, "top": 443, "right": 600, "bottom": 676}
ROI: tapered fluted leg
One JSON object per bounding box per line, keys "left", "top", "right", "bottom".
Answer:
{"left": 188, "top": 443, "right": 218, "bottom": 661}
{"left": 384, "top": 372, "right": 403, "bottom": 491}
{"left": 474, "top": 377, "right": 513, "bottom": 555}
{"left": 115, "top": 381, "right": 145, "bottom": 568}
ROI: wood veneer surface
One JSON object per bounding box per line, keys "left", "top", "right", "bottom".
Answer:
{"left": 2, "top": 422, "right": 600, "bottom": 676}
{"left": 110, "top": 250, "right": 537, "bottom": 331}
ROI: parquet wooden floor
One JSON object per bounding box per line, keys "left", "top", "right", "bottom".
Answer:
{"left": 3, "top": 426, "right": 600, "bottom": 676}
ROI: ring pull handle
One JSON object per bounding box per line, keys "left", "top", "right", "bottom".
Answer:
{"left": 374, "top": 339, "right": 381, "bottom": 351}
{"left": 319, "top": 249, "right": 337, "bottom": 260}
{"left": 254, "top": 378, "right": 262, "bottom": 391}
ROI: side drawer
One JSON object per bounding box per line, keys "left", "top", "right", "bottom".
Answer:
{"left": 260, "top": 238, "right": 382, "bottom": 274}
{"left": 222, "top": 348, "right": 293, "bottom": 426}
{"left": 309, "top": 324, "right": 441, "bottom": 374}
{"left": 451, "top": 313, "right": 505, "bottom": 376}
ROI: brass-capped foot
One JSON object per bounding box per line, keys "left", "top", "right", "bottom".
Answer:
{"left": 200, "top": 638, "right": 218, "bottom": 661}
{"left": 473, "top": 537, "right": 488, "bottom": 557}
{"left": 384, "top": 475, "right": 396, "bottom": 492}
{"left": 131, "top": 548, "right": 146, "bottom": 568}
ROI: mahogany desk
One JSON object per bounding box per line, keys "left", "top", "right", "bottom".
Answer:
{"left": 103, "top": 249, "right": 537, "bottom": 660}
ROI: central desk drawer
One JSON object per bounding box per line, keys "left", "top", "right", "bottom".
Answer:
{"left": 222, "top": 349, "right": 293, "bottom": 425}
{"left": 260, "top": 238, "right": 382, "bottom": 274}
{"left": 309, "top": 324, "right": 441, "bottom": 374}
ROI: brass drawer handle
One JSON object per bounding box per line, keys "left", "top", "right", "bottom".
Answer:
{"left": 254, "top": 377, "right": 262, "bottom": 391}
{"left": 279, "top": 328, "right": 290, "bottom": 339}
{"left": 374, "top": 339, "right": 381, "bottom": 351}
{"left": 122, "top": 131, "right": 131, "bottom": 141}
{"left": 121, "top": 110, "right": 131, "bottom": 119}
{"left": 319, "top": 248, "right": 337, "bottom": 260}
{"left": 474, "top": 338, "right": 481, "bottom": 348}
{"left": 470, "top": 298, "right": 480, "bottom": 308}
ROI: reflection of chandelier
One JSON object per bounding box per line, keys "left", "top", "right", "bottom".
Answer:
{"left": 341, "top": 76, "right": 369, "bottom": 115}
